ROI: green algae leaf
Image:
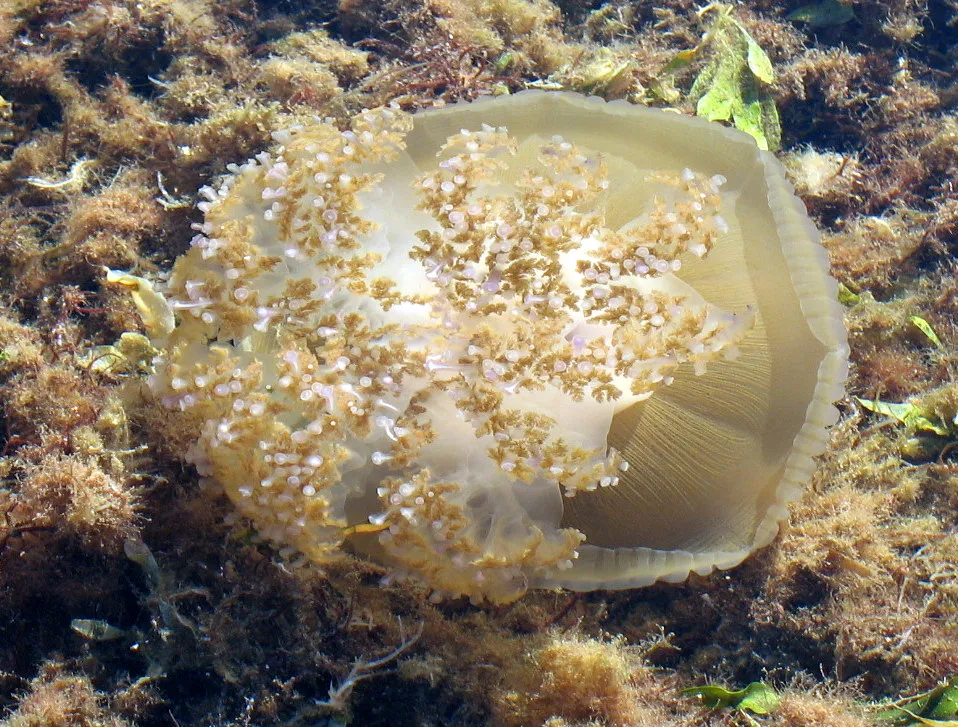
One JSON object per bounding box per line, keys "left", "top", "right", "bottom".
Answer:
{"left": 895, "top": 712, "right": 958, "bottom": 727}
{"left": 697, "top": 86, "right": 736, "bottom": 122}
{"left": 932, "top": 684, "right": 958, "bottom": 719}
{"left": 679, "top": 5, "right": 782, "bottom": 150}
{"left": 876, "top": 678, "right": 958, "bottom": 725}
{"left": 732, "top": 19, "right": 775, "bottom": 83}
{"left": 746, "top": 40, "right": 774, "bottom": 83}
{"left": 909, "top": 316, "right": 943, "bottom": 349}
{"left": 732, "top": 94, "right": 781, "bottom": 151}
{"left": 735, "top": 682, "right": 781, "bottom": 715}
{"left": 838, "top": 282, "right": 861, "bottom": 305}
{"left": 855, "top": 398, "right": 916, "bottom": 425}
{"left": 787, "top": 0, "right": 855, "bottom": 27}
{"left": 855, "top": 397, "right": 951, "bottom": 436}
{"left": 682, "top": 681, "right": 780, "bottom": 715}
{"left": 494, "top": 52, "right": 514, "bottom": 74}
{"left": 919, "top": 681, "right": 958, "bottom": 721}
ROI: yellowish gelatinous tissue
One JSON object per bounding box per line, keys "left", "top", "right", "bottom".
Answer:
{"left": 123, "top": 91, "right": 847, "bottom": 603}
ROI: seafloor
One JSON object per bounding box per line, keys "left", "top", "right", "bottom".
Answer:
{"left": 0, "top": 0, "right": 956, "bottom": 725}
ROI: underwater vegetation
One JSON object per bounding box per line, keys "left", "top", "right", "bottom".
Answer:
{"left": 0, "top": 0, "right": 956, "bottom": 725}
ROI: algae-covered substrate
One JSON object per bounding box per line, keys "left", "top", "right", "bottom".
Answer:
{"left": 0, "top": 1, "right": 956, "bottom": 726}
